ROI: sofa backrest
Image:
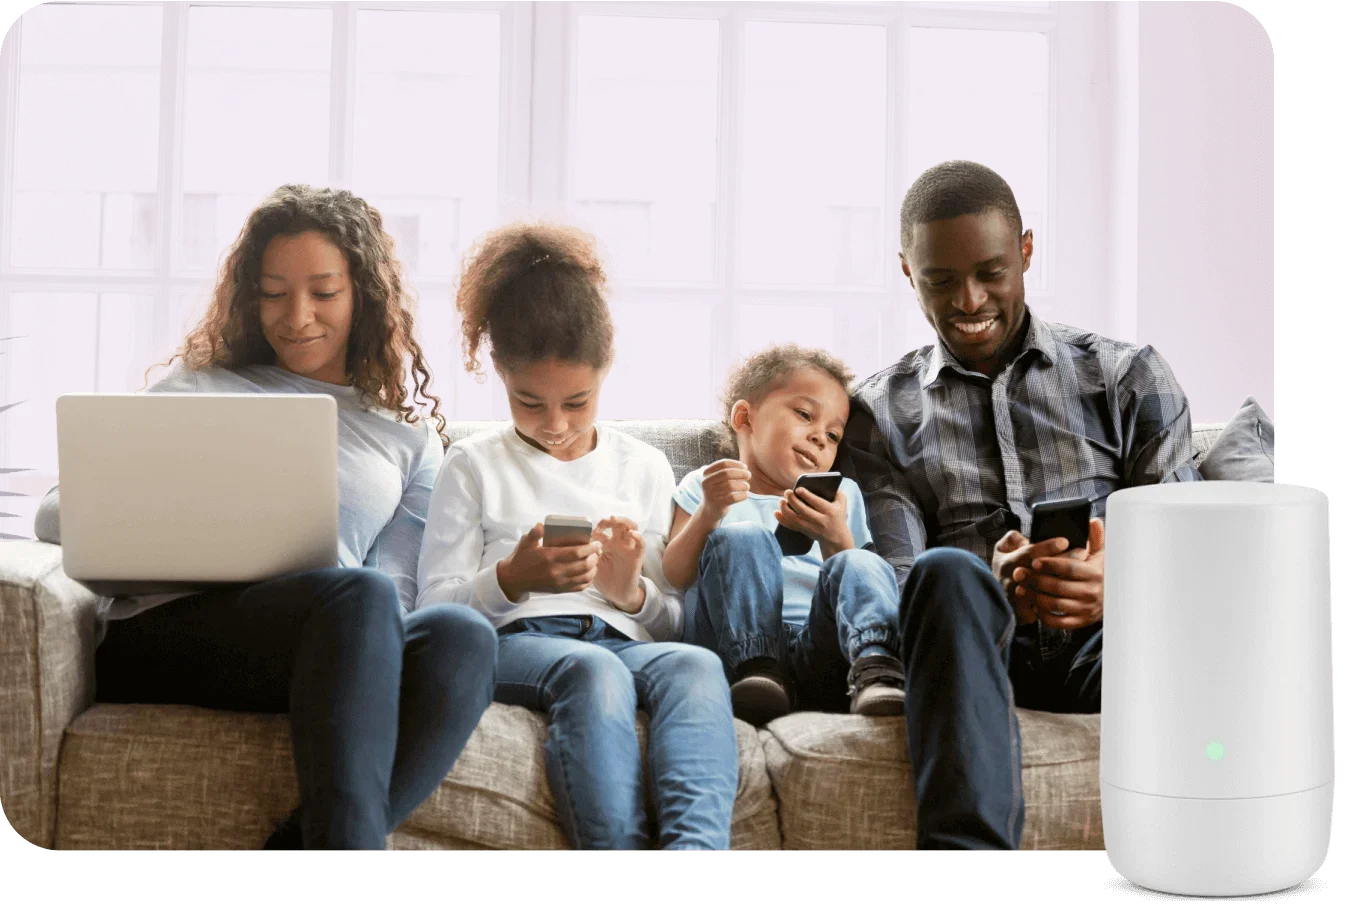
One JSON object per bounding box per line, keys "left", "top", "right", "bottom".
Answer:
{"left": 447, "top": 420, "right": 1229, "bottom": 483}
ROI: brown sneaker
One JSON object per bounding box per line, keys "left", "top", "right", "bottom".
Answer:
{"left": 848, "top": 654, "right": 906, "bottom": 717}
{"left": 730, "top": 672, "right": 792, "bottom": 726}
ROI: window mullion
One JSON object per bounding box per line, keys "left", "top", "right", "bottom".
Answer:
{"left": 329, "top": 1, "right": 356, "bottom": 189}
{"left": 156, "top": 1, "right": 187, "bottom": 363}
{"left": 0, "top": 16, "right": 21, "bottom": 276}
{"left": 712, "top": 7, "right": 743, "bottom": 408}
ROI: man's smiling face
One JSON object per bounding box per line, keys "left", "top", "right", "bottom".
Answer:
{"left": 901, "top": 210, "right": 1034, "bottom": 377}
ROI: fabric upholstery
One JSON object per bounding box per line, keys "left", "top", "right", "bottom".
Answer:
{"left": 1196, "top": 399, "right": 1275, "bottom": 481}
{"left": 0, "top": 420, "right": 1227, "bottom": 850}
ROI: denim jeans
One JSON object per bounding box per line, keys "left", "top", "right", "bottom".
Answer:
{"left": 690, "top": 523, "right": 902, "bottom": 710}
{"left": 494, "top": 615, "right": 738, "bottom": 850}
{"left": 95, "top": 567, "right": 498, "bottom": 849}
{"left": 690, "top": 523, "right": 1099, "bottom": 852}
{"left": 899, "top": 547, "right": 1103, "bottom": 850}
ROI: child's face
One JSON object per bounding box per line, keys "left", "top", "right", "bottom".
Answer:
{"left": 733, "top": 366, "right": 850, "bottom": 494}
{"left": 499, "top": 357, "right": 605, "bottom": 461}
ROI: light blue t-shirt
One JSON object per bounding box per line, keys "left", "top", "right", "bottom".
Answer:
{"left": 673, "top": 465, "right": 874, "bottom": 627}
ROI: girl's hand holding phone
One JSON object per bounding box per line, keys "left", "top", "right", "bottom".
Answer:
{"left": 775, "top": 486, "right": 854, "bottom": 560}
{"left": 496, "top": 522, "right": 601, "bottom": 602}
{"left": 593, "top": 516, "right": 647, "bottom": 613}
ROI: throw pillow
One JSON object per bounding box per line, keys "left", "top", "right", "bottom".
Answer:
{"left": 1197, "top": 396, "right": 1274, "bottom": 482}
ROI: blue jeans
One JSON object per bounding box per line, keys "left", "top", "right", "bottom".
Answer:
{"left": 95, "top": 567, "right": 499, "bottom": 849}
{"left": 900, "top": 547, "right": 1103, "bottom": 850}
{"left": 692, "top": 527, "right": 1103, "bottom": 850}
{"left": 690, "top": 523, "right": 901, "bottom": 709}
{"left": 494, "top": 616, "right": 738, "bottom": 850}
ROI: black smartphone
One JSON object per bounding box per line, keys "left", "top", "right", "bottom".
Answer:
{"left": 775, "top": 472, "right": 844, "bottom": 556}
{"left": 1029, "top": 496, "right": 1092, "bottom": 550}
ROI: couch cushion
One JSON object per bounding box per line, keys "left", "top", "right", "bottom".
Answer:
{"left": 761, "top": 709, "right": 1102, "bottom": 850}
{"left": 445, "top": 420, "right": 725, "bottom": 484}
{"left": 1191, "top": 422, "right": 1227, "bottom": 468}
{"left": 400, "top": 702, "right": 778, "bottom": 850}
{"left": 1197, "top": 398, "right": 1273, "bottom": 482}
{"left": 55, "top": 701, "right": 779, "bottom": 850}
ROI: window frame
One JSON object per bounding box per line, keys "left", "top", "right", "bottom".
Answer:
{"left": 541, "top": 0, "right": 1058, "bottom": 406}
{"left": 1, "top": 0, "right": 536, "bottom": 474}
{"left": 0, "top": 0, "right": 1062, "bottom": 482}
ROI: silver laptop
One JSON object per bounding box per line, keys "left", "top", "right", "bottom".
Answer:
{"left": 56, "top": 393, "right": 339, "bottom": 596}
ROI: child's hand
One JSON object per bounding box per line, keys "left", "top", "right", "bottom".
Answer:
{"left": 775, "top": 486, "right": 854, "bottom": 559}
{"left": 592, "top": 516, "right": 647, "bottom": 613}
{"left": 699, "top": 459, "right": 752, "bottom": 522}
{"left": 496, "top": 523, "right": 601, "bottom": 602}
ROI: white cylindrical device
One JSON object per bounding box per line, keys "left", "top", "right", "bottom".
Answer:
{"left": 1102, "top": 482, "right": 1332, "bottom": 896}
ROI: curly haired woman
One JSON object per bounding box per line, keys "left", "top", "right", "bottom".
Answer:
{"left": 34, "top": 185, "right": 497, "bottom": 850}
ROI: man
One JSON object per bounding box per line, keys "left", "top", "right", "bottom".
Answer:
{"left": 840, "top": 160, "right": 1200, "bottom": 849}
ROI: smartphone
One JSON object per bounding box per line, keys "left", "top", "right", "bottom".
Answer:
{"left": 1029, "top": 497, "right": 1092, "bottom": 551}
{"left": 775, "top": 472, "right": 844, "bottom": 556}
{"left": 542, "top": 515, "right": 593, "bottom": 547}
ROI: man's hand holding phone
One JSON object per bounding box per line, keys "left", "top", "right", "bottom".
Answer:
{"left": 496, "top": 522, "right": 601, "bottom": 603}
{"left": 991, "top": 531, "right": 1071, "bottom": 624}
{"left": 1010, "top": 517, "right": 1106, "bottom": 630}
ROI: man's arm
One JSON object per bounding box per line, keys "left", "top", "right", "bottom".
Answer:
{"left": 840, "top": 396, "right": 928, "bottom": 598}
{"left": 1119, "top": 345, "right": 1202, "bottom": 486}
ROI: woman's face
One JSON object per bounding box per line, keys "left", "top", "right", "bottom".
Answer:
{"left": 257, "top": 230, "right": 355, "bottom": 385}
{"left": 498, "top": 357, "right": 606, "bottom": 462}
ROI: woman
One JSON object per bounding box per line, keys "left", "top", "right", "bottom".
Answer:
{"left": 34, "top": 185, "right": 496, "bottom": 850}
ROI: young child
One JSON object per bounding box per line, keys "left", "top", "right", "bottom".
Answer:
{"left": 415, "top": 222, "right": 738, "bottom": 850}
{"left": 663, "top": 344, "right": 905, "bottom": 726}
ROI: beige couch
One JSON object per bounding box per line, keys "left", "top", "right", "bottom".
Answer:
{"left": 0, "top": 418, "right": 1225, "bottom": 850}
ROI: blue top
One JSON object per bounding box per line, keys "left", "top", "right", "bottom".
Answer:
{"left": 673, "top": 464, "right": 874, "bottom": 626}
{"left": 34, "top": 362, "right": 443, "bottom": 615}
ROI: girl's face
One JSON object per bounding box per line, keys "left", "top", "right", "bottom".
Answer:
{"left": 499, "top": 358, "right": 606, "bottom": 462}
{"left": 257, "top": 230, "right": 354, "bottom": 385}
{"left": 732, "top": 366, "right": 850, "bottom": 496}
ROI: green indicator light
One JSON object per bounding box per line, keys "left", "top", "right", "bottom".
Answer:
{"left": 1206, "top": 741, "right": 1225, "bottom": 761}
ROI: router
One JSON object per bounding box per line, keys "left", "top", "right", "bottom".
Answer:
{"left": 1101, "top": 481, "right": 1332, "bottom": 895}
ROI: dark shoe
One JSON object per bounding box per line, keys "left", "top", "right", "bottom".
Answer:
{"left": 848, "top": 654, "right": 906, "bottom": 717}
{"left": 263, "top": 810, "right": 303, "bottom": 849}
{"left": 730, "top": 658, "right": 791, "bottom": 726}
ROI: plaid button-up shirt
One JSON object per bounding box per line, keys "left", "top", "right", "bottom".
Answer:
{"left": 841, "top": 309, "right": 1201, "bottom": 658}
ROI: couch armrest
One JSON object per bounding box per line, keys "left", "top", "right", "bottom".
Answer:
{"left": 0, "top": 541, "right": 100, "bottom": 849}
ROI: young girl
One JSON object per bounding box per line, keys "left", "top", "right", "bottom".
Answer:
{"left": 33, "top": 185, "right": 498, "bottom": 849}
{"left": 662, "top": 344, "right": 906, "bottom": 726}
{"left": 416, "top": 222, "right": 738, "bottom": 850}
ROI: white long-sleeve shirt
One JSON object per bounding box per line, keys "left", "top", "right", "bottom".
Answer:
{"left": 416, "top": 424, "right": 682, "bottom": 642}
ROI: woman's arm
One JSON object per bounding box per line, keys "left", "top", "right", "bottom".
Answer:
{"left": 362, "top": 421, "right": 444, "bottom": 613}
{"left": 33, "top": 486, "right": 61, "bottom": 544}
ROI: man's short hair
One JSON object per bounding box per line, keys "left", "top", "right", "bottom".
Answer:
{"left": 900, "top": 160, "right": 1023, "bottom": 253}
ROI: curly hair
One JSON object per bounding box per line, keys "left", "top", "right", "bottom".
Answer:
{"left": 162, "top": 184, "right": 445, "bottom": 442}
{"left": 900, "top": 160, "right": 1023, "bottom": 253}
{"left": 455, "top": 221, "right": 613, "bottom": 378}
{"left": 718, "top": 344, "right": 856, "bottom": 458}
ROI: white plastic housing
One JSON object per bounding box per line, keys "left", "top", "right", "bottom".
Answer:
{"left": 1101, "top": 482, "right": 1333, "bottom": 896}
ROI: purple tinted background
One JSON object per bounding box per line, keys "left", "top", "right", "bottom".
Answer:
{"left": 0, "top": 2, "right": 1273, "bottom": 540}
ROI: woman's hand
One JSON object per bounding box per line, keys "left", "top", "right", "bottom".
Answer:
{"left": 496, "top": 523, "right": 600, "bottom": 602}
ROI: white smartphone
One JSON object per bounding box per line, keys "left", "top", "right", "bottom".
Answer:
{"left": 542, "top": 515, "right": 593, "bottom": 547}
